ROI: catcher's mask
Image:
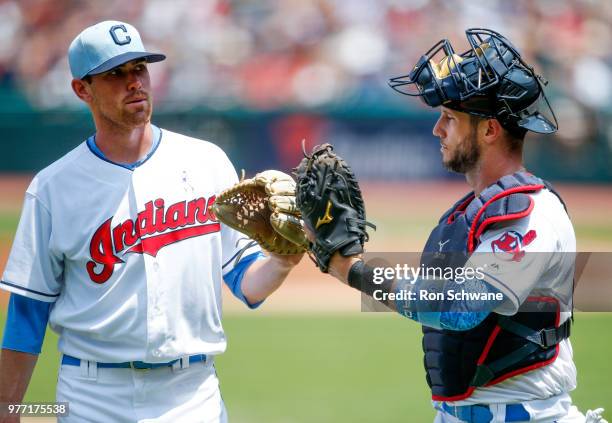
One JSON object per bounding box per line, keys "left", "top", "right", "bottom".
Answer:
{"left": 389, "top": 28, "right": 557, "bottom": 134}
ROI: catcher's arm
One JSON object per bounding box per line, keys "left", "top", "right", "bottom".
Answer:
{"left": 296, "top": 144, "right": 499, "bottom": 331}
{"left": 330, "top": 255, "right": 502, "bottom": 331}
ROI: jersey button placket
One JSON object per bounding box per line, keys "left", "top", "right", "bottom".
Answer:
{"left": 149, "top": 258, "right": 169, "bottom": 359}
{"left": 132, "top": 168, "right": 170, "bottom": 361}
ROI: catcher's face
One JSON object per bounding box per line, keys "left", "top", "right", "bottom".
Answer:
{"left": 80, "top": 59, "right": 153, "bottom": 130}
{"left": 432, "top": 107, "right": 480, "bottom": 174}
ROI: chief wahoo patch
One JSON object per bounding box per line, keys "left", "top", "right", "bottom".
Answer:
{"left": 491, "top": 229, "right": 537, "bottom": 262}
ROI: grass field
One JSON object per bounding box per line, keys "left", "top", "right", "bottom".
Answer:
{"left": 1, "top": 177, "right": 611, "bottom": 422}
{"left": 1, "top": 312, "right": 611, "bottom": 422}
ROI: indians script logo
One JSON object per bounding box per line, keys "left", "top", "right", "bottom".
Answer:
{"left": 86, "top": 196, "right": 218, "bottom": 284}
{"left": 491, "top": 229, "right": 537, "bottom": 262}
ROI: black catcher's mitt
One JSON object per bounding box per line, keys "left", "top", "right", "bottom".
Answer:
{"left": 294, "top": 143, "right": 375, "bottom": 272}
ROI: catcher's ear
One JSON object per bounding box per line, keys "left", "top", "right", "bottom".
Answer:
{"left": 481, "top": 118, "right": 504, "bottom": 146}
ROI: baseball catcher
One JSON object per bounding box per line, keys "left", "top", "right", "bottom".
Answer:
{"left": 300, "top": 28, "right": 608, "bottom": 423}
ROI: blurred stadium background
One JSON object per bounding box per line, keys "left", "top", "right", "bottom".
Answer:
{"left": 0, "top": 0, "right": 611, "bottom": 422}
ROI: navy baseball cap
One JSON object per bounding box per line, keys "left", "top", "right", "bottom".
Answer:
{"left": 68, "top": 20, "right": 166, "bottom": 79}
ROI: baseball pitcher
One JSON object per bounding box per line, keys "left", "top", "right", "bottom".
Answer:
{"left": 0, "top": 20, "right": 304, "bottom": 423}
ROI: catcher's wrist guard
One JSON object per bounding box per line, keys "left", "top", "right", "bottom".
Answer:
{"left": 348, "top": 260, "right": 394, "bottom": 298}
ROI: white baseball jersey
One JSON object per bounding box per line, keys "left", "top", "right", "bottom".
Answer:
{"left": 1, "top": 126, "right": 260, "bottom": 363}
{"left": 458, "top": 188, "right": 577, "bottom": 405}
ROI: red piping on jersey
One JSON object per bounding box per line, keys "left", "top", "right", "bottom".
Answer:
{"left": 447, "top": 194, "right": 475, "bottom": 224}
{"left": 473, "top": 198, "right": 535, "bottom": 243}
{"left": 467, "top": 185, "right": 544, "bottom": 253}
{"left": 431, "top": 296, "right": 562, "bottom": 402}
{"left": 127, "top": 223, "right": 221, "bottom": 257}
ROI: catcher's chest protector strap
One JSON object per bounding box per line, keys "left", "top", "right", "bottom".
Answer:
{"left": 420, "top": 172, "right": 571, "bottom": 401}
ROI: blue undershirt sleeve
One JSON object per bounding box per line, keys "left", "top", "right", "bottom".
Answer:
{"left": 223, "top": 251, "right": 266, "bottom": 309}
{"left": 395, "top": 277, "right": 504, "bottom": 331}
{"left": 2, "top": 293, "right": 52, "bottom": 354}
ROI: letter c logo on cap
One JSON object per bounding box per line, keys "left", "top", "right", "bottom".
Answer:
{"left": 110, "top": 25, "right": 131, "bottom": 46}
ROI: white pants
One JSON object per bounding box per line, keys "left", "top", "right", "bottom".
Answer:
{"left": 433, "top": 393, "right": 591, "bottom": 422}
{"left": 56, "top": 357, "right": 227, "bottom": 423}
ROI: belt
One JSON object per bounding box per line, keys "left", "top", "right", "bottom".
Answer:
{"left": 442, "top": 402, "right": 530, "bottom": 423}
{"left": 61, "top": 354, "right": 206, "bottom": 370}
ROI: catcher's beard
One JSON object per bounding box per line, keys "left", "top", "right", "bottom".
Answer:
{"left": 443, "top": 124, "right": 480, "bottom": 174}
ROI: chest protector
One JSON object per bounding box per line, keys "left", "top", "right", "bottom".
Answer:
{"left": 421, "top": 172, "right": 571, "bottom": 401}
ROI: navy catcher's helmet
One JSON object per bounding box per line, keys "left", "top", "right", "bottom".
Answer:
{"left": 389, "top": 28, "right": 558, "bottom": 134}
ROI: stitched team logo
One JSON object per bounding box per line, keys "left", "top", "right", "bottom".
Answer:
{"left": 491, "top": 229, "right": 537, "bottom": 262}
{"left": 86, "top": 196, "right": 219, "bottom": 284}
